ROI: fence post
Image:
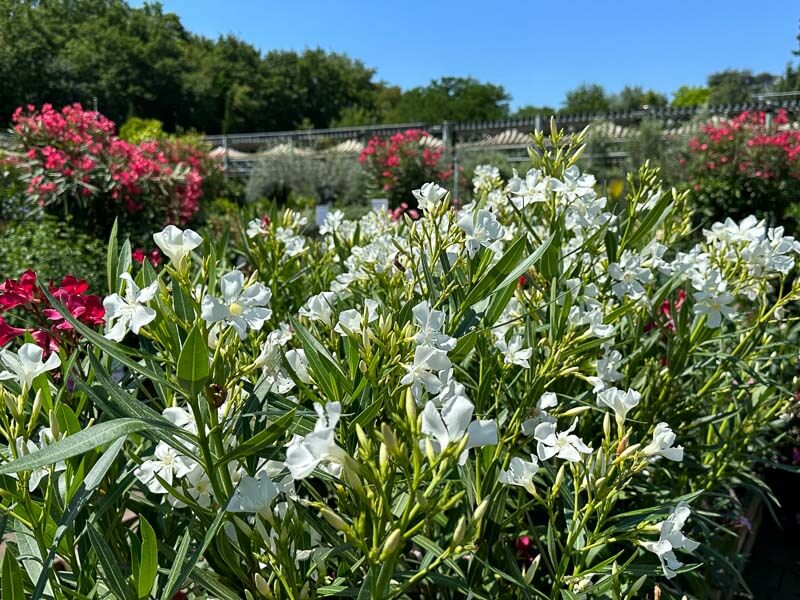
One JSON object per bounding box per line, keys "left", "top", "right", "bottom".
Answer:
{"left": 222, "top": 134, "right": 229, "bottom": 180}
{"left": 535, "top": 114, "right": 543, "bottom": 134}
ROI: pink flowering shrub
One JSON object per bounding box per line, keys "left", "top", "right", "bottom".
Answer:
{"left": 6, "top": 104, "right": 218, "bottom": 239}
{"left": 681, "top": 109, "right": 800, "bottom": 228}
{"left": 358, "top": 129, "right": 456, "bottom": 207}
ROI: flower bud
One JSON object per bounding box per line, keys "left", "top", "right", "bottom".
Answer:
{"left": 405, "top": 389, "right": 417, "bottom": 424}
{"left": 380, "top": 528, "right": 403, "bottom": 560}
{"left": 49, "top": 408, "right": 60, "bottom": 440}
{"left": 451, "top": 516, "right": 466, "bottom": 547}
{"left": 561, "top": 405, "right": 591, "bottom": 417}
{"left": 379, "top": 442, "right": 390, "bottom": 473}
{"left": 254, "top": 573, "right": 272, "bottom": 598}
{"left": 320, "top": 507, "right": 349, "bottom": 532}
{"left": 472, "top": 499, "right": 490, "bottom": 523}
{"left": 355, "top": 423, "right": 370, "bottom": 450}
{"left": 3, "top": 388, "right": 18, "bottom": 420}
{"left": 615, "top": 435, "right": 629, "bottom": 457}
{"left": 424, "top": 438, "right": 436, "bottom": 463}
{"left": 381, "top": 423, "right": 399, "bottom": 457}
{"left": 551, "top": 464, "right": 566, "bottom": 497}
{"left": 603, "top": 412, "right": 611, "bottom": 439}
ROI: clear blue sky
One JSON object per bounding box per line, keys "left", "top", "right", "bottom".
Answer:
{"left": 140, "top": 0, "right": 799, "bottom": 109}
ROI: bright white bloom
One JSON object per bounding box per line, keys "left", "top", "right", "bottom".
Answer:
{"left": 412, "top": 301, "right": 456, "bottom": 350}
{"left": 507, "top": 168, "right": 548, "bottom": 208}
{"left": 284, "top": 402, "right": 346, "bottom": 480}
{"left": 185, "top": 465, "right": 213, "bottom": 508}
{"left": 473, "top": 164, "right": 500, "bottom": 192}
{"left": 228, "top": 468, "right": 280, "bottom": 514}
{"left": 254, "top": 324, "right": 294, "bottom": 371}
{"left": 693, "top": 278, "right": 735, "bottom": 328}
{"left": 704, "top": 215, "right": 764, "bottom": 245}
{"left": 285, "top": 349, "right": 312, "bottom": 384}
{"left": 642, "top": 502, "right": 700, "bottom": 579}
{"left": 400, "top": 345, "right": 452, "bottom": 401}
{"left": 0, "top": 343, "right": 61, "bottom": 389}
{"left": 162, "top": 405, "right": 197, "bottom": 435}
{"left": 299, "top": 291, "right": 337, "bottom": 327}
{"left": 201, "top": 270, "right": 272, "bottom": 340}
{"left": 521, "top": 392, "right": 558, "bottom": 435}
{"left": 534, "top": 418, "right": 592, "bottom": 463}
{"left": 420, "top": 395, "right": 498, "bottom": 465}
{"left": 246, "top": 217, "right": 270, "bottom": 238}
{"left": 134, "top": 441, "right": 195, "bottom": 494}
{"left": 644, "top": 423, "right": 684, "bottom": 462}
{"left": 499, "top": 454, "right": 540, "bottom": 493}
{"left": 319, "top": 210, "right": 346, "bottom": 236}
{"left": 412, "top": 182, "right": 448, "bottom": 213}
{"left": 103, "top": 273, "right": 158, "bottom": 341}
{"left": 596, "top": 387, "right": 641, "bottom": 425}
{"left": 495, "top": 335, "right": 532, "bottom": 368}
{"left": 458, "top": 209, "right": 505, "bottom": 257}
{"left": 334, "top": 299, "right": 379, "bottom": 336}
{"left": 153, "top": 225, "right": 203, "bottom": 267}
{"left": 608, "top": 251, "right": 653, "bottom": 300}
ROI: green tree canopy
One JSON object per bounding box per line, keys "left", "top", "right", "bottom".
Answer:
{"left": 706, "top": 69, "right": 775, "bottom": 105}
{"left": 613, "top": 86, "right": 668, "bottom": 111}
{"left": 561, "top": 84, "right": 611, "bottom": 115}
{"left": 383, "top": 77, "right": 511, "bottom": 123}
{"left": 671, "top": 85, "right": 711, "bottom": 107}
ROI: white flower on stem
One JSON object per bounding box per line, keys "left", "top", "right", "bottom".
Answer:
{"left": 590, "top": 347, "right": 624, "bottom": 391}
{"left": 534, "top": 418, "right": 592, "bottom": 463}
{"left": 435, "top": 368, "right": 470, "bottom": 406}
{"left": 521, "top": 392, "right": 558, "bottom": 435}
{"left": 400, "top": 345, "right": 452, "bottom": 401}
{"left": 153, "top": 225, "right": 203, "bottom": 267}
{"left": 644, "top": 423, "right": 684, "bottom": 462}
{"left": 507, "top": 168, "right": 548, "bottom": 208}
{"left": 299, "top": 291, "right": 337, "bottom": 327}
{"left": 412, "top": 301, "right": 456, "bottom": 351}
{"left": 227, "top": 468, "right": 281, "bottom": 514}
{"left": 495, "top": 335, "right": 532, "bottom": 368}
{"left": 134, "top": 441, "right": 195, "bottom": 494}
{"left": 412, "top": 182, "right": 448, "bottom": 213}
{"left": 693, "top": 278, "right": 735, "bottom": 328}
{"left": 284, "top": 402, "right": 346, "bottom": 480}
{"left": 641, "top": 502, "right": 700, "bottom": 579}
{"left": 103, "top": 273, "right": 158, "bottom": 342}
{"left": 254, "top": 324, "right": 294, "bottom": 371}
{"left": 499, "top": 454, "right": 540, "bottom": 493}
{"left": 319, "top": 210, "right": 346, "bottom": 236}
{"left": 185, "top": 465, "right": 213, "bottom": 508}
{"left": 457, "top": 209, "right": 505, "bottom": 257}
{"left": 285, "top": 349, "right": 312, "bottom": 384}
{"left": 11, "top": 434, "right": 66, "bottom": 492}
{"left": 596, "top": 386, "right": 641, "bottom": 425}
{"left": 420, "top": 395, "right": 498, "bottom": 465}
{"left": 201, "top": 270, "right": 272, "bottom": 340}
{"left": 0, "top": 343, "right": 61, "bottom": 389}
{"left": 334, "top": 299, "right": 379, "bottom": 336}
{"left": 608, "top": 251, "right": 653, "bottom": 300}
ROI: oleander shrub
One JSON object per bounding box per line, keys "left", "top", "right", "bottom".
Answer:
{"left": 681, "top": 108, "right": 800, "bottom": 230}
{"left": 0, "top": 123, "right": 798, "bottom": 599}
{"left": 3, "top": 103, "right": 219, "bottom": 243}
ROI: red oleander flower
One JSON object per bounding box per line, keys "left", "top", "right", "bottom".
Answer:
{"left": 0, "top": 270, "right": 39, "bottom": 310}
{"left": 0, "top": 317, "right": 25, "bottom": 346}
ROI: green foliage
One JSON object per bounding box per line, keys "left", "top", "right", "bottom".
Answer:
{"left": 118, "top": 116, "right": 164, "bottom": 142}
{"left": 615, "top": 86, "right": 668, "bottom": 111}
{"left": 383, "top": 77, "right": 511, "bottom": 123}
{"left": 671, "top": 85, "right": 711, "bottom": 107}
{"left": 511, "top": 104, "right": 557, "bottom": 118}
{"left": 0, "top": 217, "right": 105, "bottom": 288}
{"left": 561, "top": 83, "right": 611, "bottom": 114}
{"left": 706, "top": 69, "right": 776, "bottom": 105}
{"left": 245, "top": 151, "right": 366, "bottom": 206}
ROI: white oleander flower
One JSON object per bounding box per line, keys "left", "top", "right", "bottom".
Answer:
{"left": 507, "top": 168, "right": 548, "bottom": 208}
{"left": 334, "top": 299, "right": 379, "bottom": 336}
{"left": 227, "top": 468, "right": 281, "bottom": 514}
{"left": 153, "top": 225, "right": 203, "bottom": 267}
{"left": 103, "top": 273, "right": 158, "bottom": 341}
{"left": 458, "top": 209, "right": 505, "bottom": 257}
{"left": 0, "top": 343, "right": 61, "bottom": 389}
{"left": 400, "top": 345, "right": 452, "bottom": 401}
{"left": 319, "top": 210, "right": 346, "bottom": 236}
{"left": 412, "top": 182, "right": 448, "bottom": 213}
{"left": 608, "top": 251, "right": 653, "bottom": 300}
{"left": 299, "top": 291, "right": 337, "bottom": 327}
{"left": 693, "top": 278, "right": 735, "bottom": 328}
{"left": 420, "top": 395, "right": 498, "bottom": 465}
{"left": 521, "top": 392, "right": 558, "bottom": 435}
{"left": 641, "top": 502, "right": 699, "bottom": 579}
{"left": 495, "top": 335, "right": 532, "bottom": 368}
{"left": 412, "top": 301, "right": 456, "bottom": 350}
{"left": 644, "top": 422, "right": 684, "bottom": 462}
{"left": 534, "top": 418, "right": 592, "bottom": 463}
{"left": 284, "top": 402, "right": 346, "bottom": 480}
{"left": 201, "top": 270, "right": 272, "bottom": 340}
{"left": 596, "top": 386, "right": 641, "bottom": 425}
{"left": 285, "top": 349, "right": 312, "bottom": 384}
{"left": 11, "top": 432, "right": 66, "bottom": 492}
{"left": 185, "top": 465, "right": 213, "bottom": 508}
{"left": 134, "top": 441, "right": 195, "bottom": 494}
{"left": 499, "top": 454, "right": 540, "bottom": 493}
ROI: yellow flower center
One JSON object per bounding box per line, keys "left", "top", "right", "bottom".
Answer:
{"left": 229, "top": 302, "right": 245, "bottom": 317}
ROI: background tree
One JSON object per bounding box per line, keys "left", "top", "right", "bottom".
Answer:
{"left": 671, "top": 85, "right": 711, "bottom": 107}
{"left": 706, "top": 69, "right": 775, "bottom": 104}
{"left": 612, "top": 86, "right": 668, "bottom": 111}
{"left": 512, "top": 104, "right": 557, "bottom": 119}
{"left": 560, "top": 83, "right": 610, "bottom": 115}
{"left": 382, "top": 77, "right": 510, "bottom": 123}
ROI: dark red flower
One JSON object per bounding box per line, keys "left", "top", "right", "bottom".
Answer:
{"left": 0, "top": 316, "right": 25, "bottom": 346}
{"left": 0, "top": 270, "right": 39, "bottom": 311}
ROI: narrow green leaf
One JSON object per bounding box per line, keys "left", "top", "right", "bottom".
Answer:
{"left": 107, "top": 219, "right": 119, "bottom": 294}
{"left": 2, "top": 547, "right": 26, "bottom": 600}
{"left": 89, "top": 524, "right": 135, "bottom": 600}
{"left": 220, "top": 409, "right": 295, "bottom": 464}
{"left": 0, "top": 419, "right": 145, "bottom": 475}
{"left": 177, "top": 322, "right": 210, "bottom": 392}
{"left": 137, "top": 517, "right": 159, "bottom": 599}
